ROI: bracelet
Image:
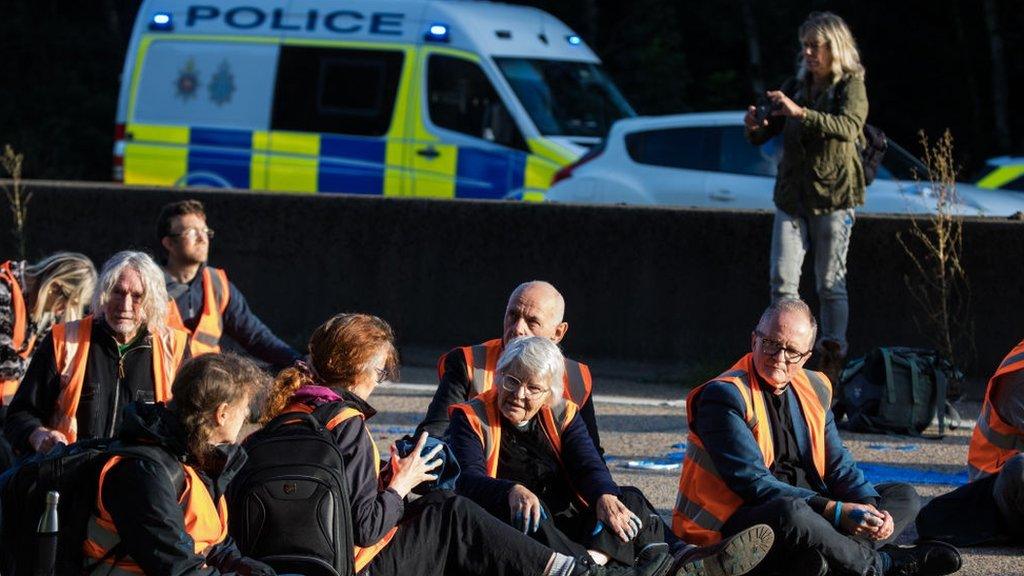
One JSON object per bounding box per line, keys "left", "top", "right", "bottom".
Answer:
{"left": 832, "top": 502, "right": 843, "bottom": 528}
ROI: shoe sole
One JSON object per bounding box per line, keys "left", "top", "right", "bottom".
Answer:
{"left": 675, "top": 524, "right": 775, "bottom": 576}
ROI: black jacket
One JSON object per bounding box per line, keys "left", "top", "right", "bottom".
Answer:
{"left": 417, "top": 348, "right": 605, "bottom": 455}
{"left": 4, "top": 319, "right": 187, "bottom": 454}
{"left": 100, "top": 401, "right": 273, "bottom": 575}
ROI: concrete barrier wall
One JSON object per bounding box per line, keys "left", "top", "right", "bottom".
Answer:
{"left": 5, "top": 182, "right": 1021, "bottom": 384}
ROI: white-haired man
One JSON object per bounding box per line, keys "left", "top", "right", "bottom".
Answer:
{"left": 418, "top": 280, "right": 603, "bottom": 453}
{"left": 5, "top": 251, "right": 190, "bottom": 454}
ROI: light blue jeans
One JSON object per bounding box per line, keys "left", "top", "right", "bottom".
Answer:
{"left": 769, "top": 208, "right": 855, "bottom": 354}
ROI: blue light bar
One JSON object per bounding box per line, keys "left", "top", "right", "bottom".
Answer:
{"left": 149, "top": 12, "right": 174, "bottom": 31}
{"left": 425, "top": 23, "right": 450, "bottom": 43}
{"left": 566, "top": 34, "right": 582, "bottom": 46}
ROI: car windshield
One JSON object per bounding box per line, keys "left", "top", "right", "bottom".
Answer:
{"left": 876, "top": 140, "right": 929, "bottom": 182}
{"left": 494, "top": 58, "right": 635, "bottom": 137}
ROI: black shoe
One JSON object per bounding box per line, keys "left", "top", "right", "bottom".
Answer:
{"left": 673, "top": 524, "right": 775, "bottom": 576}
{"left": 578, "top": 552, "right": 674, "bottom": 576}
{"left": 884, "top": 541, "right": 962, "bottom": 576}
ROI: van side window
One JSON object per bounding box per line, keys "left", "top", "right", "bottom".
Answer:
{"left": 427, "top": 55, "right": 527, "bottom": 151}
{"left": 625, "top": 127, "right": 716, "bottom": 170}
{"left": 272, "top": 46, "right": 403, "bottom": 136}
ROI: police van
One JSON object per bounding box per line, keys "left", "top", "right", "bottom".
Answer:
{"left": 114, "top": 0, "right": 636, "bottom": 200}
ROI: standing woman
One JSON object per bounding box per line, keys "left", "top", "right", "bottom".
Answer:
{"left": 84, "top": 353, "right": 274, "bottom": 575}
{"left": 251, "top": 313, "right": 670, "bottom": 576}
{"left": 745, "top": 12, "right": 867, "bottom": 382}
{"left": 0, "top": 252, "right": 96, "bottom": 469}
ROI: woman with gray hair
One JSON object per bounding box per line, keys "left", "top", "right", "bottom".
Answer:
{"left": 745, "top": 11, "right": 868, "bottom": 383}
{"left": 4, "top": 251, "right": 189, "bottom": 455}
{"left": 450, "top": 336, "right": 774, "bottom": 576}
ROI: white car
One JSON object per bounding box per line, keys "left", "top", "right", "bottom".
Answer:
{"left": 546, "top": 112, "right": 1024, "bottom": 217}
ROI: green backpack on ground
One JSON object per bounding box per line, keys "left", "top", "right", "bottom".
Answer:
{"left": 834, "top": 347, "right": 961, "bottom": 436}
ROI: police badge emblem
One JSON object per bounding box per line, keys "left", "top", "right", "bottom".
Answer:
{"left": 209, "top": 60, "right": 236, "bottom": 106}
{"left": 175, "top": 58, "right": 200, "bottom": 100}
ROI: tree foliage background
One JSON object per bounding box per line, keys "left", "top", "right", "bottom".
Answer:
{"left": 2, "top": 0, "right": 1021, "bottom": 181}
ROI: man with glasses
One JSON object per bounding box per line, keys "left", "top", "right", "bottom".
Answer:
{"left": 417, "top": 280, "right": 603, "bottom": 453}
{"left": 672, "top": 298, "right": 961, "bottom": 576}
{"left": 156, "top": 199, "right": 300, "bottom": 369}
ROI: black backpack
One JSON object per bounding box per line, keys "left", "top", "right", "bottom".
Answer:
{"left": 0, "top": 439, "right": 183, "bottom": 576}
{"left": 834, "top": 347, "right": 959, "bottom": 436}
{"left": 859, "top": 124, "right": 888, "bottom": 186}
{"left": 229, "top": 408, "right": 355, "bottom": 576}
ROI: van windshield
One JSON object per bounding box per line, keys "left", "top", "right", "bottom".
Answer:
{"left": 495, "top": 58, "right": 635, "bottom": 138}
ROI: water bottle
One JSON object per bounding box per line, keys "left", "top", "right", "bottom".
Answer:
{"left": 34, "top": 490, "right": 59, "bottom": 576}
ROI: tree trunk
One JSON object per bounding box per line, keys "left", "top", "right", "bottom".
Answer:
{"left": 738, "top": 0, "right": 764, "bottom": 97}
{"left": 983, "top": 0, "right": 1011, "bottom": 150}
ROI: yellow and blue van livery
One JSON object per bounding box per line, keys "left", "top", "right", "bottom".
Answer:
{"left": 114, "top": 0, "right": 636, "bottom": 201}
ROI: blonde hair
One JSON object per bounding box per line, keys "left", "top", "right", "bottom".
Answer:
{"left": 24, "top": 252, "right": 96, "bottom": 328}
{"left": 92, "top": 251, "right": 169, "bottom": 335}
{"left": 262, "top": 313, "right": 399, "bottom": 423}
{"left": 797, "top": 11, "right": 865, "bottom": 84}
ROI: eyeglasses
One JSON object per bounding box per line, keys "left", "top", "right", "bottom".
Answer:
{"left": 499, "top": 374, "right": 550, "bottom": 400}
{"left": 755, "top": 330, "right": 812, "bottom": 363}
{"left": 374, "top": 366, "right": 392, "bottom": 385}
{"left": 169, "top": 227, "right": 214, "bottom": 241}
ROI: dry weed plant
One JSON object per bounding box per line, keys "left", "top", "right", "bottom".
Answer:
{"left": 896, "top": 130, "right": 974, "bottom": 394}
{"left": 0, "top": 145, "right": 31, "bottom": 260}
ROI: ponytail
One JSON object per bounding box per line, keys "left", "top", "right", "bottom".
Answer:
{"left": 261, "top": 363, "right": 315, "bottom": 424}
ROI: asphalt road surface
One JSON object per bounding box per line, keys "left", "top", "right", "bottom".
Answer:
{"left": 365, "top": 367, "right": 1022, "bottom": 576}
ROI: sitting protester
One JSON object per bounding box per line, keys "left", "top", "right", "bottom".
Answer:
{"left": 917, "top": 338, "right": 1024, "bottom": 546}
{"left": 84, "top": 353, "right": 274, "bottom": 575}
{"left": 249, "top": 313, "right": 674, "bottom": 576}
{"left": 674, "top": 299, "right": 960, "bottom": 576}
{"left": 449, "top": 336, "right": 773, "bottom": 576}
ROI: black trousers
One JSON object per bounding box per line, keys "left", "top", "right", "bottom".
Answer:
{"left": 502, "top": 486, "right": 683, "bottom": 566}
{"left": 720, "top": 483, "right": 921, "bottom": 576}
{"left": 364, "top": 491, "right": 553, "bottom": 576}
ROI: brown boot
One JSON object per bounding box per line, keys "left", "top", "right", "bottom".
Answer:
{"left": 817, "top": 340, "right": 846, "bottom": 385}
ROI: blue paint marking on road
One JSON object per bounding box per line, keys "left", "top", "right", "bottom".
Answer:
{"left": 866, "top": 443, "right": 919, "bottom": 452}
{"left": 858, "top": 463, "right": 968, "bottom": 486}
{"left": 378, "top": 426, "right": 416, "bottom": 436}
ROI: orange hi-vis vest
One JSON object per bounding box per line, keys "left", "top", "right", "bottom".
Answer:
{"left": 968, "top": 339, "right": 1024, "bottom": 481}
{"left": 673, "top": 353, "right": 831, "bottom": 546}
{"left": 0, "top": 261, "right": 32, "bottom": 406}
{"left": 284, "top": 401, "right": 398, "bottom": 572}
{"left": 83, "top": 455, "right": 229, "bottom": 574}
{"left": 448, "top": 388, "right": 585, "bottom": 505}
{"left": 166, "top": 267, "right": 230, "bottom": 357}
{"left": 50, "top": 315, "right": 189, "bottom": 444}
{"left": 440, "top": 338, "right": 593, "bottom": 406}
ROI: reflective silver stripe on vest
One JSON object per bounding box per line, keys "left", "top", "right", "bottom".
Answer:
{"left": 85, "top": 517, "right": 137, "bottom": 575}
{"left": 468, "top": 398, "right": 493, "bottom": 457}
{"left": 563, "top": 359, "right": 588, "bottom": 404}
{"left": 1000, "top": 351, "right": 1024, "bottom": 371}
{"left": 194, "top": 332, "right": 220, "bottom": 347}
{"left": 803, "top": 370, "right": 833, "bottom": 409}
{"left": 686, "top": 442, "right": 720, "bottom": 476}
{"left": 470, "top": 345, "right": 490, "bottom": 395}
{"left": 968, "top": 463, "right": 991, "bottom": 482}
{"left": 674, "top": 492, "right": 724, "bottom": 532}
{"left": 208, "top": 267, "right": 226, "bottom": 334}
{"left": 977, "top": 404, "right": 1024, "bottom": 451}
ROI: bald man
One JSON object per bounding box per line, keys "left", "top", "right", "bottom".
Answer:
{"left": 417, "top": 281, "right": 603, "bottom": 453}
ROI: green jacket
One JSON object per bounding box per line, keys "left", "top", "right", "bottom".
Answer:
{"left": 749, "top": 75, "right": 868, "bottom": 215}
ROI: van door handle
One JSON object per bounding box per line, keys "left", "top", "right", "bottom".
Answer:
{"left": 709, "top": 189, "right": 734, "bottom": 202}
{"left": 416, "top": 146, "right": 440, "bottom": 159}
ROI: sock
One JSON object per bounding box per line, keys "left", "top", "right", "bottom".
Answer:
{"left": 587, "top": 550, "right": 610, "bottom": 566}
{"left": 879, "top": 551, "right": 893, "bottom": 575}
{"left": 545, "top": 552, "right": 577, "bottom": 576}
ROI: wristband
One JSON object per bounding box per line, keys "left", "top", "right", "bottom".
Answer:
{"left": 832, "top": 502, "right": 843, "bottom": 528}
